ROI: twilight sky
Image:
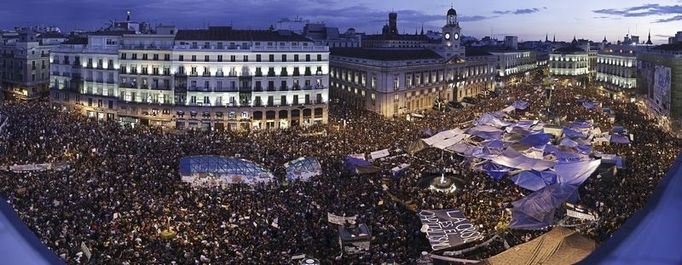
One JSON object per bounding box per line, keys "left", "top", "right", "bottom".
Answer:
{"left": 1, "top": 0, "right": 681, "bottom": 43}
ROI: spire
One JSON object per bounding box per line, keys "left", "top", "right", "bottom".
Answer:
{"left": 415, "top": 27, "right": 418, "bottom": 35}
{"left": 421, "top": 24, "right": 424, "bottom": 35}
{"left": 603, "top": 36, "right": 607, "bottom": 43}
{"left": 553, "top": 34, "right": 555, "bottom": 43}
{"left": 545, "top": 33, "right": 548, "bottom": 42}
{"left": 646, "top": 30, "right": 653, "bottom": 45}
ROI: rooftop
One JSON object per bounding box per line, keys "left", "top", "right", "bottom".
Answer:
{"left": 330, "top": 48, "right": 443, "bottom": 61}
{"left": 175, "top": 26, "right": 312, "bottom": 42}
{"left": 364, "top": 34, "right": 433, "bottom": 42}
{"left": 553, "top": 45, "right": 587, "bottom": 54}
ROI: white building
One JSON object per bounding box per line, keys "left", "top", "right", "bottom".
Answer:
{"left": 596, "top": 46, "right": 638, "bottom": 92}
{"left": 50, "top": 25, "right": 329, "bottom": 130}
{"left": 549, "top": 46, "right": 589, "bottom": 76}
{"left": 1, "top": 30, "right": 57, "bottom": 99}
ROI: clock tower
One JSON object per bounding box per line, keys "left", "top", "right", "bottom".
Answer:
{"left": 442, "top": 7, "right": 464, "bottom": 58}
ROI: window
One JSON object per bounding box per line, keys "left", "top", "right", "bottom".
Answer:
{"left": 132, "top": 54, "right": 137, "bottom": 60}
{"left": 230, "top": 55, "right": 236, "bottom": 62}
{"left": 204, "top": 96, "right": 210, "bottom": 104}
{"left": 257, "top": 54, "right": 262, "bottom": 62}
{"left": 305, "top": 54, "right": 311, "bottom": 61}
{"left": 281, "top": 54, "right": 287, "bottom": 62}
{"left": 269, "top": 54, "right": 274, "bottom": 62}
{"left": 294, "top": 54, "right": 299, "bottom": 62}
{"left": 317, "top": 54, "right": 322, "bottom": 61}
{"left": 217, "top": 55, "right": 223, "bottom": 62}
{"left": 179, "top": 55, "right": 184, "bottom": 61}
{"left": 164, "top": 54, "right": 170, "bottom": 61}
{"left": 204, "top": 81, "right": 210, "bottom": 90}
{"left": 243, "top": 55, "right": 248, "bottom": 62}
{"left": 191, "top": 55, "right": 196, "bottom": 62}
{"left": 142, "top": 54, "right": 148, "bottom": 60}
{"left": 153, "top": 54, "right": 158, "bottom": 60}
{"left": 204, "top": 55, "right": 209, "bottom": 62}
{"left": 121, "top": 53, "right": 127, "bottom": 59}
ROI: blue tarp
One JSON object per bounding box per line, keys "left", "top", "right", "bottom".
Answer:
{"left": 570, "top": 121, "right": 593, "bottom": 129}
{"left": 519, "top": 133, "right": 552, "bottom": 148}
{"left": 510, "top": 183, "right": 577, "bottom": 230}
{"left": 556, "top": 151, "right": 582, "bottom": 162}
{"left": 610, "top": 134, "right": 631, "bottom": 144}
{"left": 580, "top": 153, "right": 682, "bottom": 265}
{"left": 513, "top": 100, "right": 529, "bottom": 110}
{"left": 511, "top": 170, "right": 559, "bottom": 191}
{"left": 555, "top": 159, "right": 602, "bottom": 186}
{"left": 343, "top": 156, "right": 380, "bottom": 174}
{"left": 612, "top": 126, "right": 626, "bottom": 134}
{"left": 482, "top": 162, "right": 513, "bottom": 181}
{"left": 474, "top": 113, "right": 510, "bottom": 128}
{"left": 481, "top": 139, "right": 506, "bottom": 151}
{"left": 468, "top": 125, "right": 504, "bottom": 140}
{"left": 0, "top": 198, "right": 63, "bottom": 264}
{"left": 576, "top": 145, "right": 592, "bottom": 154}
{"left": 563, "top": 128, "right": 586, "bottom": 139}
{"left": 560, "top": 138, "right": 579, "bottom": 148}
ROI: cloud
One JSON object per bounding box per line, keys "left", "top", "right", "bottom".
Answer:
{"left": 459, "top": 15, "right": 491, "bottom": 22}
{"left": 655, "top": 15, "right": 682, "bottom": 23}
{"left": 493, "top": 7, "right": 542, "bottom": 15}
{"left": 593, "top": 4, "right": 682, "bottom": 23}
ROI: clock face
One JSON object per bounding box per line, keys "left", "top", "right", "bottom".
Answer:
{"left": 444, "top": 33, "right": 451, "bottom": 40}
{"left": 454, "top": 33, "right": 460, "bottom": 40}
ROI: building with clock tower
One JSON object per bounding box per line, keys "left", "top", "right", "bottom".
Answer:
{"left": 440, "top": 8, "right": 465, "bottom": 59}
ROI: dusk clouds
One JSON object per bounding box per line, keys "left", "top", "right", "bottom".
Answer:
{"left": 593, "top": 4, "right": 682, "bottom": 22}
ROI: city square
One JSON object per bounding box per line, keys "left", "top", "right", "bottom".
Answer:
{"left": 0, "top": 1, "right": 681, "bottom": 264}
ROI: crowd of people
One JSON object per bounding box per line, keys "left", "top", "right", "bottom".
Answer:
{"left": 0, "top": 74, "right": 680, "bottom": 264}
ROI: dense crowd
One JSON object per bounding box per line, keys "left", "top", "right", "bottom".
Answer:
{"left": 0, "top": 74, "right": 680, "bottom": 264}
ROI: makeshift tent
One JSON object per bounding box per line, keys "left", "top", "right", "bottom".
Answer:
{"left": 422, "top": 128, "right": 464, "bottom": 146}
{"left": 580, "top": 153, "right": 682, "bottom": 265}
{"left": 563, "top": 128, "right": 586, "bottom": 139}
{"left": 513, "top": 100, "right": 529, "bottom": 110}
{"left": 519, "top": 133, "right": 552, "bottom": 148}
{"left": 491, "top": 148, "right": 556, "bottom": 171}
{"left": 482, "top": 162, "right": 513, "bottom": 180}
{"left": 474, "top": 113, "right": 510, "bottom": 128}
{"left": 285, "top": 157, "right": 322, "bottom": 181}
{"left": 446, "top": 143, "right": 478, "bottom": 156}
{"left": 0, "top": 197, "right": 64, "bottom": 265}
{"left": 598, "top": 154, "right": 624, "bottom": 169}
{"left": 179, "top": 156, "right": 275, "bottom": 186}
{"left": 555, "top": 159, "right": 601, "bottom": 186}
{"left": 481, "top": 139, "right": 506, "bottom": 151}
{"left": 510, "top": 183, "right": 578, "bottom": 229}
{"left": 432, "top": 134, "right": 468, "bottom": 150}
{"left": 560, "top": 138, "right": 579, "bottom": 148}
{"left": 501, "top": 105, "right": 516, "bottom": 113}
{"left": 511, "top": 170, "right": 558, "bottom": 191}
{"left": 570, "top": 120, "right": 593, "bottom": 130}
{"left": 468, "top": 125, "right": 504, "bottom": 140}
{"left": 343, "top": 156, "right": 380, "bottom": 174}
{"left": 610, "top": 134, "right": 630, "bottom": 144}
{"left": 481, "top": 227, "right": 596, "bottom": 265}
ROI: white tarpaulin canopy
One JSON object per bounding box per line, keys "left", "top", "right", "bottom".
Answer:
{"left": 491, "top": 148, "right": 557, "bottom": 171}
{"left": 555, "top": 159, "right": 602, "bottom": 186}
{"left": 432, "top": 134, "right": 469, "bottom": 150}
{"left": 423, "top": 128, "right": 464, "bottom": 146}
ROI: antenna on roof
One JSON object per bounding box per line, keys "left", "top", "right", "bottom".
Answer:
{"left": 126, "top": 10, "right": 131, "bottom": 22}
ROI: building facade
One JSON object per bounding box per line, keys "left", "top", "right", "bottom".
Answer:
{"left": 0, "top": 30, "right": 55, "bottom": 99}
{"left": 549, "top": 46, "right": 589, "bottom": 76}
{"left": 50, "top": 26, "right": 329, "bottom": 130}
{"left": 330, "top": 8, "right": 494, "bottom": 117}
{"left": 638, "top": 44, "right": 682, "bottom": 121}
{"left": 596, "top": 47, "right": 638, "bottom": 92}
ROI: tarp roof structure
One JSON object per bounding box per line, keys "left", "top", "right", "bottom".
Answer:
{"left": 512, "top": 170, "right": 558, "bottom": 191}
{"left": 510, "top": 183, "right": 578, "bottom": 229}
{"left": 179, "top": 156, "right": 274, "bottom": 184}
{"left": 491, "top": 148, "right": 556, "bottom": 171}
{"left": 0, "top": 198, "right": 63, "bottom": 265}
{"left": 580, "top": 152, "right": 682, "bottom": 265}
{"left": 343, "top": 156, "right": 380, "bottom": 174}
{"left": 481, "top": 227, "right": 596, "bottom": 265}
{"left": 474, "top": 113, "right": 511, "bottom": 128}
{"left": 285, "top": 157, "right": 322, "bottom": 181}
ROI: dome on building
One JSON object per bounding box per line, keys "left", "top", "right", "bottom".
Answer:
{"left": 447, "top": 8, "right": 457, "bottom": 16}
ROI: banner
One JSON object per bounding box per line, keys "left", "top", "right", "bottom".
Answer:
{"left": 327, "top": 213, "right": 357, "bottom": 225}
{"left": 565, "top": 203, "right": 597, "bottom": 221}
{"left": 369, "top": 149, "right": 390, "bottom": 160}
{"left": 419, "top": 209, "right": 484, "bottom": 250}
